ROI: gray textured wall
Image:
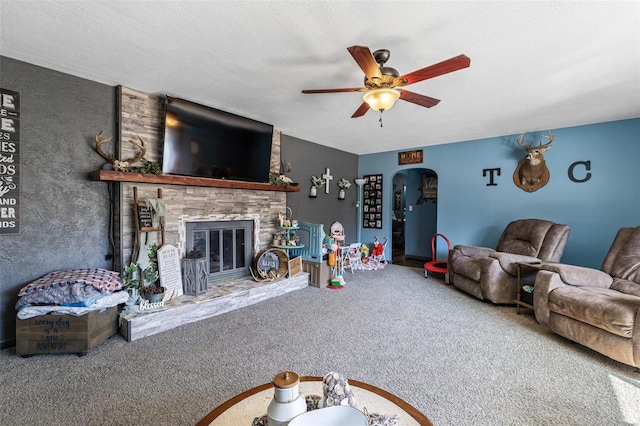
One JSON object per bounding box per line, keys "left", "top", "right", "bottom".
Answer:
{"left": 0, "top": 57, "right": 359, "bottom": 348}
{"left": 0, "top": 57, "right": 116, "bottom": 347}
{"left": 281, "top": 134, "right": 358, "bottom": 242}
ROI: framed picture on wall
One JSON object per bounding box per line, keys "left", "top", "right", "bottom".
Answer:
{"left": 394, "top": 191, "right": 401, "bottom": 210}
{"left": 362, "top": 174, "right": 383, "bottom": 229}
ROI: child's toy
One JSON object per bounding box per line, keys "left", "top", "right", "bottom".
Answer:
{"left": 364, "top": 236, "right": 388, "bottom": 270}
{"left": 326, "top": 243, "right": 345, "bottom": 289}
{"left": 371, "top": 240, "right": 384, "bottom": 257}
{"left": 345, "top": 243, "right": 363, "bottom": 273}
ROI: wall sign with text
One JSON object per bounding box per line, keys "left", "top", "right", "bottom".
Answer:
{"left": 0, "top": 88, "right": 20, "bottom": 234}
{"left": 398, "top": 149, "right": 423, "bottom": 165}
{"left": 362, "top": 174, "right": 383, "bottom": 229}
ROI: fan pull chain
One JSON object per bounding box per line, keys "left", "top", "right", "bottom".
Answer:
{"left": 379, "top": 110, "right": 384, "bottom": 127}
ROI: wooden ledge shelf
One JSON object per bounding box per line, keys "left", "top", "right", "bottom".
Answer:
{"left": 89, "top": 170, "right": 300, "bottom": 192}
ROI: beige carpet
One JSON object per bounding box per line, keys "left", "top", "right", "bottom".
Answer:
{"left": 1, "top": 265, "right": 638, "bottom": 425}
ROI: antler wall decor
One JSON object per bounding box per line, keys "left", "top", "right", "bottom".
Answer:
{"left": 95, "top": 130, "right": 147, "bottom": 172}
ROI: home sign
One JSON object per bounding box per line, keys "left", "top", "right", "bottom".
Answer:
{"left": 398, "top": 149, "right": 423, "bottom": 165}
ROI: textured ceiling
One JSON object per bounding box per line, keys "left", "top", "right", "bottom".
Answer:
{"left": 1, "top": 1, "right": 638, "bottom": 155}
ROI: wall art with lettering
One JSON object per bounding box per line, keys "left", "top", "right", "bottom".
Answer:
{"left": 0, "top": 88, "right": 20, "bottom": 234}
{"left": 136, "top": 205, "right": 154, "bottom": 231}
{"left": 362, "top": 174, "right": 383, "bottom": 229}
{"left": 398, "top": 149, "right": 423, "bottom": 165}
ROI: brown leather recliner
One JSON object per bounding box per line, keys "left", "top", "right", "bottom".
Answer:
{"left": 534, "top": 227, "right": 640, "bottom": 368}
{"left": 448, "top": 219, "right": 570, "bottom": 304}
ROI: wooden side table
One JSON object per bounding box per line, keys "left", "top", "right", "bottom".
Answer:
{"left": 514, "top": 261, "right": 544, "bottom": 314}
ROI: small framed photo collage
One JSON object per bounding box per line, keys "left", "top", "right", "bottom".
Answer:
{"left": 362, "top": 174, "right": 383, "bottom": 229}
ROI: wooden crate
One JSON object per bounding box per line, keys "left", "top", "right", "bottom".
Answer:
{"left": 302, "top": 260, "right": 331, "bottom": 288}
{"left": 16, "top": 306, "right": 118, "bottom": 356}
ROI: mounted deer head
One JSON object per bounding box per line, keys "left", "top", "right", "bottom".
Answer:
{"left": 513, "top": 130, "right": 554, "bottom": 192}
{"left": 95, "top": 131, "right": 147, "bottom": 171}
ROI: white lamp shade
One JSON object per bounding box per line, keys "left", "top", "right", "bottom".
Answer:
{"left": 363, "top": 88, "right": 401, "bottom": 111}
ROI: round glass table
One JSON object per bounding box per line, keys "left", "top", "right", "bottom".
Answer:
{"left": 196, "top": 376, "right": 433, "bottom": 426}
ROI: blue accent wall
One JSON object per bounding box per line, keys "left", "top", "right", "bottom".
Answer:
{"left": 359, "top": 119, "right": 639, "bottom": 268}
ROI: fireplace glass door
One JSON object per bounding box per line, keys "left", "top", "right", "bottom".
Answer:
{"left": 186, "top": 220, "right": 253, "bottom": 282}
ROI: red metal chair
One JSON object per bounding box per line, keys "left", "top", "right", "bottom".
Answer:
{"left": 424, "top": 233, "right": 451, "bottom": 283}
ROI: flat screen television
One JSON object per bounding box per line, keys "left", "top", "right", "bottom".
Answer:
{"left": 162, "top": 96, "right": 273, "bottom": 182}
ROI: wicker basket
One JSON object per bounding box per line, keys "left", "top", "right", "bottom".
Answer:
{"left": 250, "top": 248, "right": 289, "bottom": 281}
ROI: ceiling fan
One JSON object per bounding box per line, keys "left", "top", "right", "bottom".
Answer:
{"left": 302, "top": 45, "right": 470, "bottom": 122}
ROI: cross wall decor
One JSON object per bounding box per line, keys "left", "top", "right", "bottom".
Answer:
{"left": 321, "top": 167, "right": 333, "bottom": 194}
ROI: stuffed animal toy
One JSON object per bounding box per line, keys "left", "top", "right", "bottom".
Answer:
{"left": 371, "top": 241, "right": 384, "bottom": 257}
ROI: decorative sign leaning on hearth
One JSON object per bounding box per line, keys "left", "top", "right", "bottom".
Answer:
{"left": 250, "top": 248, "right": 289, "bottom": 282}
{"left": 362, "top": 174, "right": 383, "bottom": 229}
{"left": 157, "top": 244, "right": 184, "bottom": 302}
{"left": 0, "top": 88, "right": 20, "bottom": 234}
{"left": 288, "top": 255, "right": 303, "bottom": 278}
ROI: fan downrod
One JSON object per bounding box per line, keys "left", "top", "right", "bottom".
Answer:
{"left": 373, "top": 49, "right": 399, "bottom": 78}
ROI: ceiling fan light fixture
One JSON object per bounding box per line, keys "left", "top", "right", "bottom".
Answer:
{"left": 363, "top": 88, "right": 400, "bottom": 112}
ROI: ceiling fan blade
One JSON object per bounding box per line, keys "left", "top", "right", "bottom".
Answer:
{"left": 399, "top": 90, "right": 441, "bottom": 108}
{"left": 302, "top": 87, "right": 365, "bottom": 94}
{"left": 347, "top": 45, "right": 382, "bottom": 81}
{"left": 351, "top": 102, "right": 370, "bottom": 118}
{"left": 394, "top": 54, "right": 471, "bottom": 86}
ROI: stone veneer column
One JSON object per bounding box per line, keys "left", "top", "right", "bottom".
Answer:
{"left": 116, "top": 86, "right": 285, "bottom": 272}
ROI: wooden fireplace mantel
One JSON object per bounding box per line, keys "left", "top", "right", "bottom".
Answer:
{"left": 89, "top": 170, "right": 300, "bottom": 192}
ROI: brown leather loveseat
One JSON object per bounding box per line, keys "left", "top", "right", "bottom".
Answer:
{"left": 533, "top": 226, "right": 640, "bottom": 368}
{"left": 448, "top": 218, "right": 570, "bottom": 304}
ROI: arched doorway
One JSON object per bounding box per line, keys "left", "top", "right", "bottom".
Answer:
{"left": 391, "top": 168, "right": 438, "bottom": 266}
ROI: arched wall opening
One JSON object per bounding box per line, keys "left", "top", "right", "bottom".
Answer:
{"left": 391, "top": 168, "right": 438, "bottom": 264}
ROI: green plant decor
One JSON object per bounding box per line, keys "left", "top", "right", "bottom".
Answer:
{"left": 147, "top": 242, "right": 159, "bottom": 260}
{"left": 311, "top": 176, "right": 323, "bottom": 188}
{"left": 142, "top": 262, "right": 164, "bottom": 297}
{"left": 142, "top": 262, "right": 159, "bottom": 284}
{"left": 136, "top": 242, "right": 162, "bottom": 296}
{"left": 123, "top": 262, "right": 140, "bottom": 290}
{"left": 337, "top": 178, "right": 351, "bottom": 189}
{"left": 127, "top": 159, "right": 162, "bottom": 174}
{"left": 269, "top": 173, "right": 293, "bottom": 187}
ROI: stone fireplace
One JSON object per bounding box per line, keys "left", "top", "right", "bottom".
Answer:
{"left": 117, "top": 182, "right": 284, "bottom": 279}
{"left": 108, "top": 86, "right": 309, "bottom": 342}
{"left": 114, "top": 85, "right": 287, "bottom": 278}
